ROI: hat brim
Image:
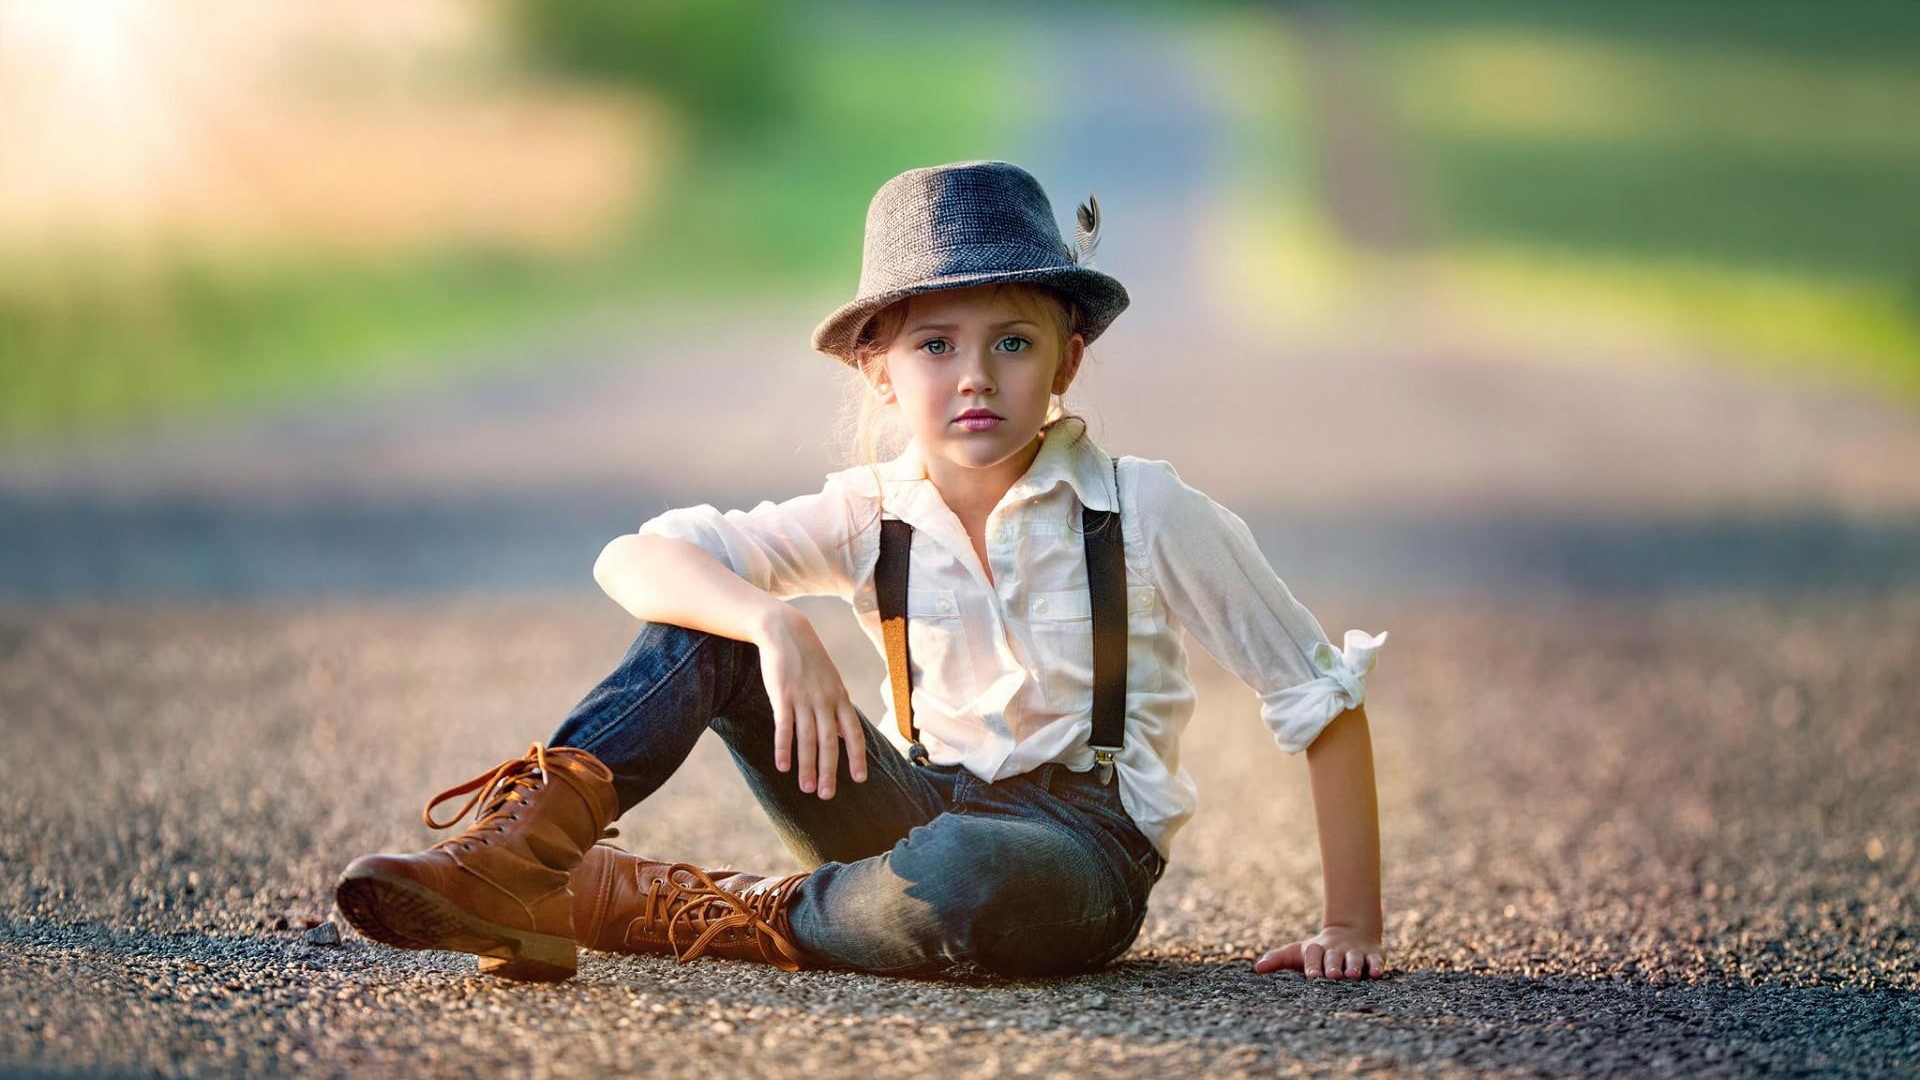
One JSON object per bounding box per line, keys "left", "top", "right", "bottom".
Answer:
{"left": 811, "top": 265, "right": 1130, "bottom": 366}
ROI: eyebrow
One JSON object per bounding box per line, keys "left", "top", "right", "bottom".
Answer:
{"left": 906, "top": 319, "right": 1042, "bottom": 334}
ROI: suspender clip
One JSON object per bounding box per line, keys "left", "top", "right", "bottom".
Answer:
{"left": 908, "top": 741, "right": 931, "bottom": 767}
{"left": 1092, "top": 746, "right": 1119, "bottom": 786}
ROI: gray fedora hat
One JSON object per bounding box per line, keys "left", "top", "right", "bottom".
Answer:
{"left": 811, "top": 159, "right": 1130, "bottom": 366}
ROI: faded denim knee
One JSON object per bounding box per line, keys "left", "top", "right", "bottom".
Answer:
{"left": 939, "top": 818, "right": 1135, "bottom": 977}
{"left": 788, "top": 811, "right": 1137, "bottom": 979}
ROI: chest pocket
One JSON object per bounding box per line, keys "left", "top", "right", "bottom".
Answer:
{"left": 1027, "top": 579, "right": 1164, "bottom": 712}
{"left": 906, "top": 586, "right": 959, "bottom": 618}
{"left": 904, "top": 586, "right": 976, "bottom": 719}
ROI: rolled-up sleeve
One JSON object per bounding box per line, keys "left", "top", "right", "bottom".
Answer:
{"left": 634, "top": 478, "right": 862, "bottom": 602}
{"left": 1135, "top": 459, "right": 1388, "bottom": 753}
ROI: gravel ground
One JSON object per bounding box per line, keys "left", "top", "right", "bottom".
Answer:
{"left": 4, "top": 589, "right": 1916, "bottom": 1078}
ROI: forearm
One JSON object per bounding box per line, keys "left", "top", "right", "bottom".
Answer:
{"left": 593, "top": 534, "right": 795, "bottom": 647}
{"left": 1304, "top": 703, "right": 1383, "bottom": 935}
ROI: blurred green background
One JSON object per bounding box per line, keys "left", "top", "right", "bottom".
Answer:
{"left": 3, "top": 0, "right": 1916, "bottom": 443}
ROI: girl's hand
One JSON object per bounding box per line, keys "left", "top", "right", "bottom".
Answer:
{"left": 1254, "top": 926, "right": 1387, "bottom": 979}
{"left": 754, "top": 608, "right": 868, "bottom": 800}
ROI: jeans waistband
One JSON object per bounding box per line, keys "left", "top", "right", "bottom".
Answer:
{"left": 1029, "top": 760, "right": 1111, "bottom": 795}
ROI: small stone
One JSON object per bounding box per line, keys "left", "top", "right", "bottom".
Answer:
{"left": 303, "top": 921, "right": 341, "bottom": 946}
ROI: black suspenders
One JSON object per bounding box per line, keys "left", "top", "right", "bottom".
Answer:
{"left": 876, "top": 457, "right": 1127, "bottom": 785}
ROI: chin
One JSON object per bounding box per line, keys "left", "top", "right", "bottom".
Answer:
{"left": 949, "top": 425, "right": 1036, "bottom": 458}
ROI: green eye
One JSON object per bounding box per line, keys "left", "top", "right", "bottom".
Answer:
{"left": 1000, "top": 336, "right": 1030, "bottom": 352}
{"left": 922, "top": 339, "right": 951, "bottom": 355}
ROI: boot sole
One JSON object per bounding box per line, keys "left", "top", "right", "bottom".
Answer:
{"left": 335, "top": 866, "right": 577, "bottom": 982}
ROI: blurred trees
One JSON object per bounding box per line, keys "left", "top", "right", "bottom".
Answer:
{"left": 499, "top": 0, "right": 797, "bottom": 140}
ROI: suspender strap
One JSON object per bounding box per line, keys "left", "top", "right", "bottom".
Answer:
{"left": 876, "top": 518, "right": 925, "bottom": 764}
{"left": 1083, "top": 457, "right": 1127, "bottom": 783}
{"left": 873, "top": 457, "right": 1127, "bottom": 779}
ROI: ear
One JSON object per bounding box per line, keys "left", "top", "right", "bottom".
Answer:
{"left": 861, "top": 357, "right": 891, "bottom": 401}
{"left": 1053, "top": 333, "right": 1085, "bottom": 395}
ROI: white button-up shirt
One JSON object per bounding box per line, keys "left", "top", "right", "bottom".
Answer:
{"left": 635, "top": 415, "right": 1387, "bottom": 862}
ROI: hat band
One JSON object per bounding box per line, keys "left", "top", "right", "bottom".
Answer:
{"left": 862, "top": 243, "right": 1074, "bottom": 289}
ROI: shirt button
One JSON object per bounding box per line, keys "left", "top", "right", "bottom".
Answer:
{"left": 1034, "top": 598, "right": 1050, "bottom": 613}
{"left": 937, "top": 598, "right": 955, "bottom": 613}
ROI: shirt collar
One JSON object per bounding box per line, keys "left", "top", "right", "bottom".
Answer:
{"left": 861, "top": 415, "right": 1115, "bottom": 512}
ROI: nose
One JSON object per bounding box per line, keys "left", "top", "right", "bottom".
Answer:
{"left": 957, "top": 344, "right": 996, "bottom": 395}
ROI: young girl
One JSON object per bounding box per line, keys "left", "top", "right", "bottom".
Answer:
{"left": 334, "top": 159, "right": 1390, "bottom": 983}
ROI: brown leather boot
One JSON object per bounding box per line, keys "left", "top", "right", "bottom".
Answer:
{"left": 569, "top": 843, "right": 817, "bottom": 972}
{"left": 334, "top": 743, "right": 619, "bottom": 982}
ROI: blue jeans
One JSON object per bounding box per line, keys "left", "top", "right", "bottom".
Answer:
{"left": 547, "top": 619, "right": 1167, "bottom": 978}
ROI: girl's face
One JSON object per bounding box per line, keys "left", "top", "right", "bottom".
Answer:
{"left": 874, "top": 284, "right": 1084, "bottom": 487}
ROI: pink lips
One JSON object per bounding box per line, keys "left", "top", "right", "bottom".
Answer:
{"left": 955, "top": 412, "right": 1002, "bottom": 432}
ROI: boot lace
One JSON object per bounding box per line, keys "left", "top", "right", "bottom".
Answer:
{"left": 647, "top": 863, "right": 810, "bottom": 973}
{"left": 420, "top": 742, "right": 553, "bottom": 850}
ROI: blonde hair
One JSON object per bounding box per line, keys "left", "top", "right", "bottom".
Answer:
{"left": 825, "top": 281, "right": 1100, "bottom": 544}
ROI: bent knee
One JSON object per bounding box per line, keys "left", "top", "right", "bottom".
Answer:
{"left": 931, "top": 832, "right": 1130, "bottom": 975}
{"left": 969, "top": 904, "right": 1141, "bottom": 976}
